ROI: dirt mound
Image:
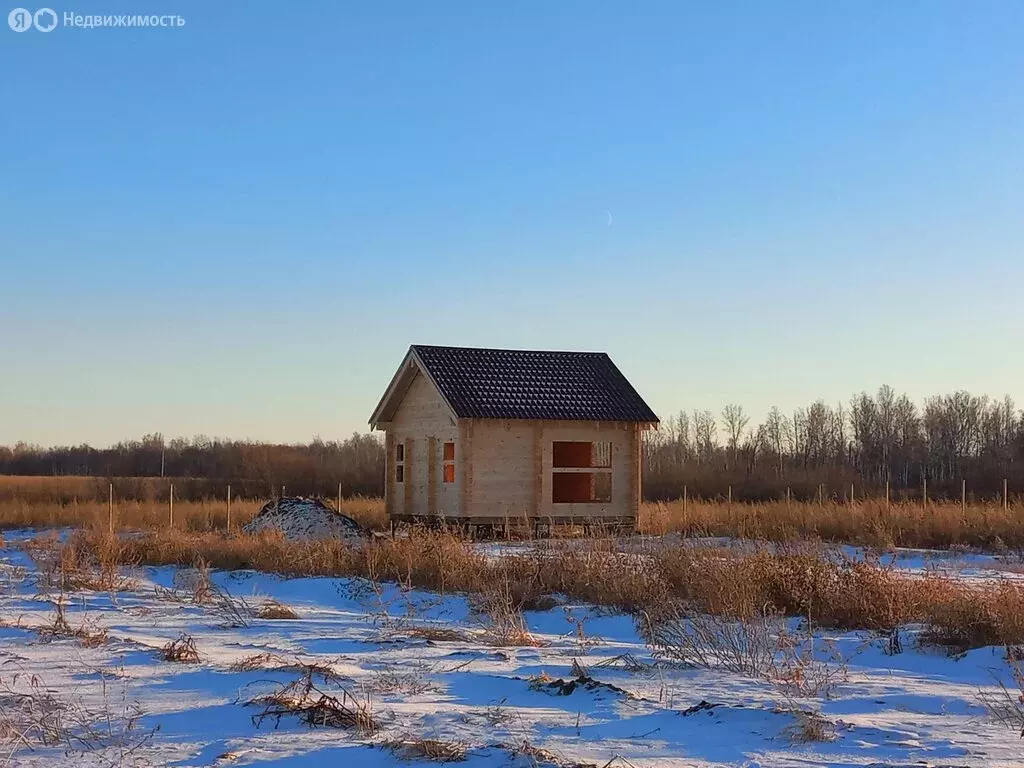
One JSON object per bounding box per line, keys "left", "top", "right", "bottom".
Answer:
{"left": 243, "top": 497, "right": 364, "bottom": 542}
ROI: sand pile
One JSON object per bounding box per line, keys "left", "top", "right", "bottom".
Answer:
{"left": 243, "top": 497, "right": 364, "bottom": 541}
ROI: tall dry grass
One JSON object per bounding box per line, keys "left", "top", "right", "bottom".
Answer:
{"left": 639, "top": 498, "right": 1024, "bottom": 551}
{"left": 5, "top": 475, "right": 1024, "bottom": 551}
{"left": 40, "top": 528, "right": 1024, "bottom": 651}
{"left": 0, "top": 493, "right": 387, "bottom": 533}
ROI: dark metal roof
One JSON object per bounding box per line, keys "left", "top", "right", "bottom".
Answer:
{"left": 411, "top": 345, "right": 659, "bottom": 423}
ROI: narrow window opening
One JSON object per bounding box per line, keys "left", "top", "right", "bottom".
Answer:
{"left": 395, "top": 442, "right": 405, "bottom": 483}
{"left": 442, "top": 441, "right": 455, "bottom": 483}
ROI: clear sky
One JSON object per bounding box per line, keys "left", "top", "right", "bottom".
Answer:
{"left": 2, "top": 1, "right": 1022, "bottom": 447}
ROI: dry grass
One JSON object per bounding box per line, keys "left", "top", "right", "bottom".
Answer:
{"left": 37, "top": 600, "right": 109, "bottom": 647}
{"left": 228, "top": 653, "right": 344, "bottom": 682}
{"left": 256, "top": 600, "right": 300, "bottom": 620}
{"left": 161, "top": 633, "right": 200, "bottom": 663}
{"left": 640, "top": 497, "right": 1024, "bottom": 550}
{"left": 248, "top": 669, "right": 376, "bottom": 733}
{"left": 978, "top": 649, "right": 1024, "bottom": 736}
{"left": 385, "top": 736, "right": 468, "bottom": 762}
{"left": 0, "top": 662, "right": 152, "bottom": 762}
{"left": 26, "top": 531, "right": 137, "bottom": 593}
{"left": 0, "top": 476, "right": 386, "bottom": 533}
{"left": 406, "top": 625, "right": 469, "bottom": 643}
{"left": 6, "top": 474, "right": 1024, "bottom": 551}
{"left": 26, "top": 527, "right": 1024, "bottom": 652}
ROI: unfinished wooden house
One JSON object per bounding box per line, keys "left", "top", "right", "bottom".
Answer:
{"left": 368, "top": 345, "right": 659, "bottom": 532}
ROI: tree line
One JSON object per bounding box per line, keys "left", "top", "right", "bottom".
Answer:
{"left": 644, "top": 386, "right": 1023, "bottom": 501}
{"left": 2, "top": 385, "right": 1022, "bottom": 502}
{"left": 0, "top": 433, "right": 385, "bottom": 500}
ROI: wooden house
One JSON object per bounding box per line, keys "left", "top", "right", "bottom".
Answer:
{"left": 368, "top": 345, "right": 659, "bottom": 532}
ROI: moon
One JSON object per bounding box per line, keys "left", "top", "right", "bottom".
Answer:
{"left": 606, "top": 210, "right": 613, "bottom": 227}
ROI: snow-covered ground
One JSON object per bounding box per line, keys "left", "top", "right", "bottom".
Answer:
{"left": 1, "top": 531, "right": 1023, "bottom": 767}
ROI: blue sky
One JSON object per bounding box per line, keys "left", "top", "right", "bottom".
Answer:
{"left": 1, "top": 1, "right": 1022, "bottom": 446}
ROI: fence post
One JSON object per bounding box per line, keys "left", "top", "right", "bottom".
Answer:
{"left": 786, "top": 486, "right": 791, "bottom": 509}
{"left": 169, "top": 483, "right": 174, "bottom": 528}
{"left": 885, "top": 479, "right": 890, "bottom": 509}
{"left": 817, "top": 484, "right": 823, "bottom": 506}
{"left": 728, "top": 485, "right": 732, "bottom": 510}
{"left": 683, "top": 485, "right": 687, "bottom": 514}
{"left": 1004, "top": 478, "right": 1009, "bottom": 511}
{"left": 227, "top": 484, "right": 232, "bottom": 531}
{"left": 961, "top": 479, "right": 966, "bottom": 514}
{"left": 850, "top": 483, "right": 855, "bottom": 505}
{"left": 338, "top": 481, "right": 342, "bottom": 514}
{"left": 923, "top": 477, "right": 928, "bottom": 507}
{"left": 108, "top": 482, "right": 113, "bottom": 535}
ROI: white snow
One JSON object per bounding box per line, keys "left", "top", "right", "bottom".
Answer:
{"left": 1, "top": 530, "right": 1023, "bottom": 767}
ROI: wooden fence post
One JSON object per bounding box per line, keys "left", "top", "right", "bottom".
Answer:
{"left": 226, "top": 484, "right": 232, "bottom": 531}
{"left": 338, "top": 481, "right": 342, "bottom": 514}
{"left": 817, "top": 484, "right": 823, "bottom": 506}
{"left": 108, "top": 482, "right": 113, "bottom": 535}
{"left": 923, "top": 477, "right": 928, "bottom": 507}
{"left": 961, "top": 479, "right": 966, "bottom": 513}
{"left": 683, "top": 486, "right": 687, "bottom": 514}
{"left": 1004, "top": 478, "right": 1009, "bottom": 511}
{"left": 728, "top": 485, "right": 732, "bottom": 510}
{"left": 885, "top": 479, "right": 890, "bottom": 509}
{"left": 169, "top": 483, "right": 174, "bottom": 528}
{"left": 850, "top": 483, "right": 855, "bottom": 505}
{"left": 786, "top": 486, "right": 791, "bottom": 508}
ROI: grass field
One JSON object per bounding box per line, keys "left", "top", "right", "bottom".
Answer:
{"left": 6, "top": 530, "right": 1024, "bottom": 766}
{"left": 3, "top": 475, "right": 1024, "bottom": 551}
{"left": 6, "top": 477, "right": 1024, "bottom": 764}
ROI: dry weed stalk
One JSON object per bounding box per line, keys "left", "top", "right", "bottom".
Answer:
{"left": 0, "top": 658, "right": 153, "bottom": 764}
{"left": 640, "top": 603, "right": 846, "bottom": 698}
{"left": 978, "top": 648, "right": 1024, "bottom": 736}
{"left": 38, "top": 599, "right": 109, "bottom": 648}
{"left": 228, "top": 654, "right": 344, "bottom": 682}
{"left": 473, "top": 577, "right": 544, "bottom": 648}
{"left": 780, "top": 708, "right": 839, "bottom": 743}
{"left": 369, "top": 663, "right": 435, "bottom": 696}
{"left": 161, "top": 634, "right": 200, "bottom": 663}
{"left": 156, "top": 559, "right": 253, "bottom": 628}
{"left": 248, "top": 669, "right": 376, "bottom": 734}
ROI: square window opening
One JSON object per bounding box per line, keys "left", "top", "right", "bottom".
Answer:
{"left": 553, "top": 441, "right": 612, "bottom": 468}
{"left": 552, "top": 471, "right": 611, "bottom": 503}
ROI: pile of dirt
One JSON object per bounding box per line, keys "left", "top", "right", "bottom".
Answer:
{"left": 243, "top": 497, "right": 364, "bottom": 542}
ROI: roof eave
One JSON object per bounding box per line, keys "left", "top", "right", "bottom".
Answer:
{"left": 368, "top": 346, "right": 461, "bottom": 430}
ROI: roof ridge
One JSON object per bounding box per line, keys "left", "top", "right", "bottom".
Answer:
{"left": 411, "top": 344, "right": 609, "bottom": 356}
